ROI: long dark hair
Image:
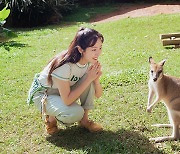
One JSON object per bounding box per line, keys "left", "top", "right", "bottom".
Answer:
{"left": 47, "top": 27, "right": 104, "bottom": 85}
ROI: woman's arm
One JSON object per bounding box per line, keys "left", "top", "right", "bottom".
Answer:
{"left": 94, "top": 78, "right": 103, "bottom": 98}
{"left": 53, "top": 63, "right": 101, "bottom": 106}
{"left": 93, "top": 62, "right": 103, "bottom": 98}
{"left": 53, "top": 78, "right": 91, "bottom": 105}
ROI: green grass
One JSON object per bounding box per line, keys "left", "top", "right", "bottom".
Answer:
{"left": 0, "top": 4, "right": 180, "bottom": 154}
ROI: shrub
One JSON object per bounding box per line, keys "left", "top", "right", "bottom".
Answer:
{"left": 1, "top": 0, "right": 76, "bottom": 27}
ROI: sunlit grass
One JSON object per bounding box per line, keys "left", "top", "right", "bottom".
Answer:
{"left": 0, "top": 4, "right": 180, "bottom": 153}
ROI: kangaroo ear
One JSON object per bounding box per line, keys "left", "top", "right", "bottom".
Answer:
{"left": 149, "top": 57, "right": 155, "bottom": 64}
{"left": 159, "top": 59, "right": 166, "bottom": 66}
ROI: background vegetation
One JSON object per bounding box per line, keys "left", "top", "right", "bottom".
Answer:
{"left": 1, "top": 0, "right": 76, "bottom": 27}
{"left": 0, "top": 0, "right": 179, "bottom": 27}
{"left": 0, "top": 2, "right": 180, "bottom": 154}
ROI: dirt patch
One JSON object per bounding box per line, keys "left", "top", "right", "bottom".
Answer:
{"left": 91, "top": 2, "right": 180, "bottom": 23}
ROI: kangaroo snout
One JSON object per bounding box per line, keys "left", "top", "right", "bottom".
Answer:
{"left": 153, "top": 78, "right": 157, "bottom": 82}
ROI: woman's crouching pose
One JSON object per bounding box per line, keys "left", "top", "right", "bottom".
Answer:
{"left": 27, "top": 27, "right": 104, "bottom": 135}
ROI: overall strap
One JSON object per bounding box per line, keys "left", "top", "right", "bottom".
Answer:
{"left": 41, "top": 89, "right": 49, "bottom": 123}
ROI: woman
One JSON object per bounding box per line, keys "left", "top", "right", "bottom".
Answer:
{"left": 28, "top": 27, "right": 104, "bottom": 135}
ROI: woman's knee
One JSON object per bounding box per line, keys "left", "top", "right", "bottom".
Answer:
{"left": 70, "top": 106, "right": 84, "bottom": 122}
{"left": 56, "top": 105, "right": 84, "bottom": 124}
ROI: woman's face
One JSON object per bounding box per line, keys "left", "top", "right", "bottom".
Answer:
{"left": 80, "top": 38, "right": 102, "bottom": 64}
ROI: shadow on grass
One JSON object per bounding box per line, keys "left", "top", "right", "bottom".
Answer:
{"left": 164, "top": 46, "right": 178, "bottom": 50}
{"left": 0, "top": 41, "right": 27, "bottom": 51}
{"left": 46, "top": 126, "right": 165, "bottom": 153}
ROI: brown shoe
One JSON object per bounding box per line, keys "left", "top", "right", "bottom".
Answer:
{"left": 45, "top": 119, "right": 59, "bottom": 135}
{"left": 79, "top": 120, "right": 103, "bottom": 132}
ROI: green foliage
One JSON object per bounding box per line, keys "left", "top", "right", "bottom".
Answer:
{"left": 1, "top": 0, "right": 76, "bottom": 27}
{"left": 0, "top": 4, "right": 10, "bottom": 21}
{"left": 0, "top": 4, "right": 16, "bottom": 40}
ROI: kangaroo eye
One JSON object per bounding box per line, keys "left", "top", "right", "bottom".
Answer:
{"left": 151, "top": 70, "right": 153, "bottom": 73}
{"left": 158, "top": 70, "right": 162, "bottom": 74}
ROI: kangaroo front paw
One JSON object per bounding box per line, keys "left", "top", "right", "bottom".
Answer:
{"left": 146, "top": 107, "right": 152, "bottom": 113}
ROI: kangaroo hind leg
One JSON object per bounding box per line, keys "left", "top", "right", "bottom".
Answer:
{"left": 150, "top": 124, "right": 180, "bottom": 143}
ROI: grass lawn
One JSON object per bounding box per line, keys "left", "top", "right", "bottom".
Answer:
{"left": 0, "top": 4, "right": 180, "bottom": 154}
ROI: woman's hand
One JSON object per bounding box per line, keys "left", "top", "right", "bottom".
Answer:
{"left": 86, "top": 61, "right": 102, "bottom": 82}
{"left": 86, "top": 61, "right": 103, "bottom": 98}
{"left": 94, "top": 62, "right": 102, "bottom": 84}
{"left": 91, "top": 61, "right": 103, "bottom": 98}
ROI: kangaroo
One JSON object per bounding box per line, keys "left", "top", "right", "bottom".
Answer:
{"left": 147, "top": 57, "right": 180, "bottom": 142}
